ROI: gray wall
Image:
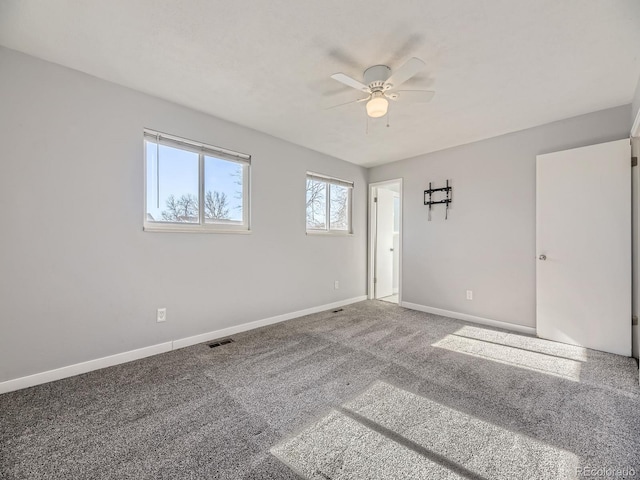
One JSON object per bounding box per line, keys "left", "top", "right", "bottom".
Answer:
{"left": 370, "top": 105, "right": 632, "bottom": 329}
{"left": 0, "top": 47, "right": 368, "bottom": 382}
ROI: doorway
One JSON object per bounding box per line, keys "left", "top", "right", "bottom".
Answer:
{"left": 369, "top": 180, "right": 402, "bottom": 304}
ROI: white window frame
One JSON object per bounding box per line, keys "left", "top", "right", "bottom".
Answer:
{"left": 306, "top": 172, "right": 354, "bottom": 235}
{"left": 143, "top": 129, "right": 251, "bottom": 233}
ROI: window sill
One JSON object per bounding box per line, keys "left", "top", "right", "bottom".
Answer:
{"left": 144, "top": 224, "right": 251, "bottom": 234}
{"left": 306, "top": 230, "right": 354, "bottom": 236}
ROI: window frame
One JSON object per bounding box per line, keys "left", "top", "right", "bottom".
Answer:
{"left": 143, "top": 129, "right": 251, "bottom": 234}
{"left": 305, "top": 172, "right": 354, "bottom": 235}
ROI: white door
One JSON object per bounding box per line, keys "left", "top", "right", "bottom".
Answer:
{"left": 536, "top": 139, "right": 631, "bottom": 356}
{"left": 375, "top": 188, "right": 395, "bottom": 299}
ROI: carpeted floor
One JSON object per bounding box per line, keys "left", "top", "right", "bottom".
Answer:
{"left": 1, "top": 300, "right": 639, "bottom": 479}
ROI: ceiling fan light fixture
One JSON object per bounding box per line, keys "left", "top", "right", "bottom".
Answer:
{"left": 366, "top": 93, "right": 388, "bottom": 118}
{"left": 330, "top": 57, "right": 432, "bottom": 120}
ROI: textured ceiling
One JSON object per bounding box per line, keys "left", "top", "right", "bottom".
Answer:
{"left": 1, "top": 0, "right": 639, "bottom": 167}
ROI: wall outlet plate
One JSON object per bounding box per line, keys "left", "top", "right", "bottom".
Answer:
{"left": 157, "top": 308, "right": 167, "bottom": 322}
{"left": 466, "top": 290, "right": 473, "bottom": 300}
{"left": 334, "top": 281, "right": 340, "bottom": 289}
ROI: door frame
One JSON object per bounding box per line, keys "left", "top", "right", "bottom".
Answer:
{"left": 368, "top": 179, "right": 403, "bottom": 302}
{"left": 632, "top": 110, "right": 640, "bottom": 364}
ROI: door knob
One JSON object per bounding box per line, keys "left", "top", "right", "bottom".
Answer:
{"left": 539, "top": 254, "right": 547, "bottom": 261}
{"left": 390, "top": 248, "right": 394, "bottom": 252}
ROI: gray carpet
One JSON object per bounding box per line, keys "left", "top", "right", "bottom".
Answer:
{"left": 1, "top": 301, "right": 639, "bottom": 479}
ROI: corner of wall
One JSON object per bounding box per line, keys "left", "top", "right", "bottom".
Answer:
{"left": 633, "top": 74, "right": 640, "bottom": 130}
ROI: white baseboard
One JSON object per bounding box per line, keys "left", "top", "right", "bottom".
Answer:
{"left": 172, "top": 295, "right": 367, "bottom": 350}
{"left": 0, "top": 295, "right": 367, "bottom": 395}
{"left": 0, "top": 342, "right": 173, "bottom": 395}
{"left": 400, "top": 301, "right": 537, "bottom": 335}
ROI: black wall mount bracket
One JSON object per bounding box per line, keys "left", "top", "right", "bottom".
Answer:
{"left": 424, "top": 180, "right": 452, "bottom": 220}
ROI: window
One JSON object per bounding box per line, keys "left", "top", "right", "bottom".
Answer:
{"left": 144, "top": 130, "right": 250, "bottom": 232}
{"left": 306, "top": 173, "right": 353, "bottom": 234}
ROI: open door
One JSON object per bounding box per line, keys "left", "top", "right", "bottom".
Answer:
{"left": 375, "top": 188, "right": 395, "bottom": 299}
{"left": 536, "top": 139, "right": 631, "bottom": 356}
{"left": 370, "top": 180, "right": 402, "bottom": 303}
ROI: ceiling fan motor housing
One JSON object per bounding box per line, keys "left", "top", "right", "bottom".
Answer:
{"left": 363, "top": 65, "right": 391, "bottom": 91}
{"left": 328, "top": 57, "right": 432, "bottom": 113}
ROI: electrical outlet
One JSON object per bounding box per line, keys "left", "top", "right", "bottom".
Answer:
{"left": 334, "top": 280, "right": 340, "bottom": 289}
{"left": 466, "top": 290, "right": 473, "bottom": 300}
{"left": 157, "top": 308, "right": 167, "bottom": 323}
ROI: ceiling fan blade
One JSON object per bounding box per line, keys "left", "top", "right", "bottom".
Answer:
{"left": 385, "top": 90, "right": 435, "bottom": 103}
{"left": 325, "top": 97, "right": 369, "bottom": 110}
{"left": 384, "top": 57, "right": 426, "bottom": 90}
{"left": 330, "top": 73, "right": 371, "bottom": 93}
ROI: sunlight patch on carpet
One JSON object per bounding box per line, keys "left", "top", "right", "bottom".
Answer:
{"left": 432, "top": 334, "right": 583, "bottom": 381}
{"left": 271, "top": 382, "right": 577, "bottom": 480}
{"left": 453, "top": 325, "right": 588, "bottom": 362}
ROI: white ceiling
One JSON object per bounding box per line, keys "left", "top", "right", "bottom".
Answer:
{"left": 1, "top": 1, "right": 639, "bottom": 167}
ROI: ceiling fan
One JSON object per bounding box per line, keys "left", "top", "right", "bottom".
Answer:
{"left": 329, "top": 57, "right": 435, "bottom": 118}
